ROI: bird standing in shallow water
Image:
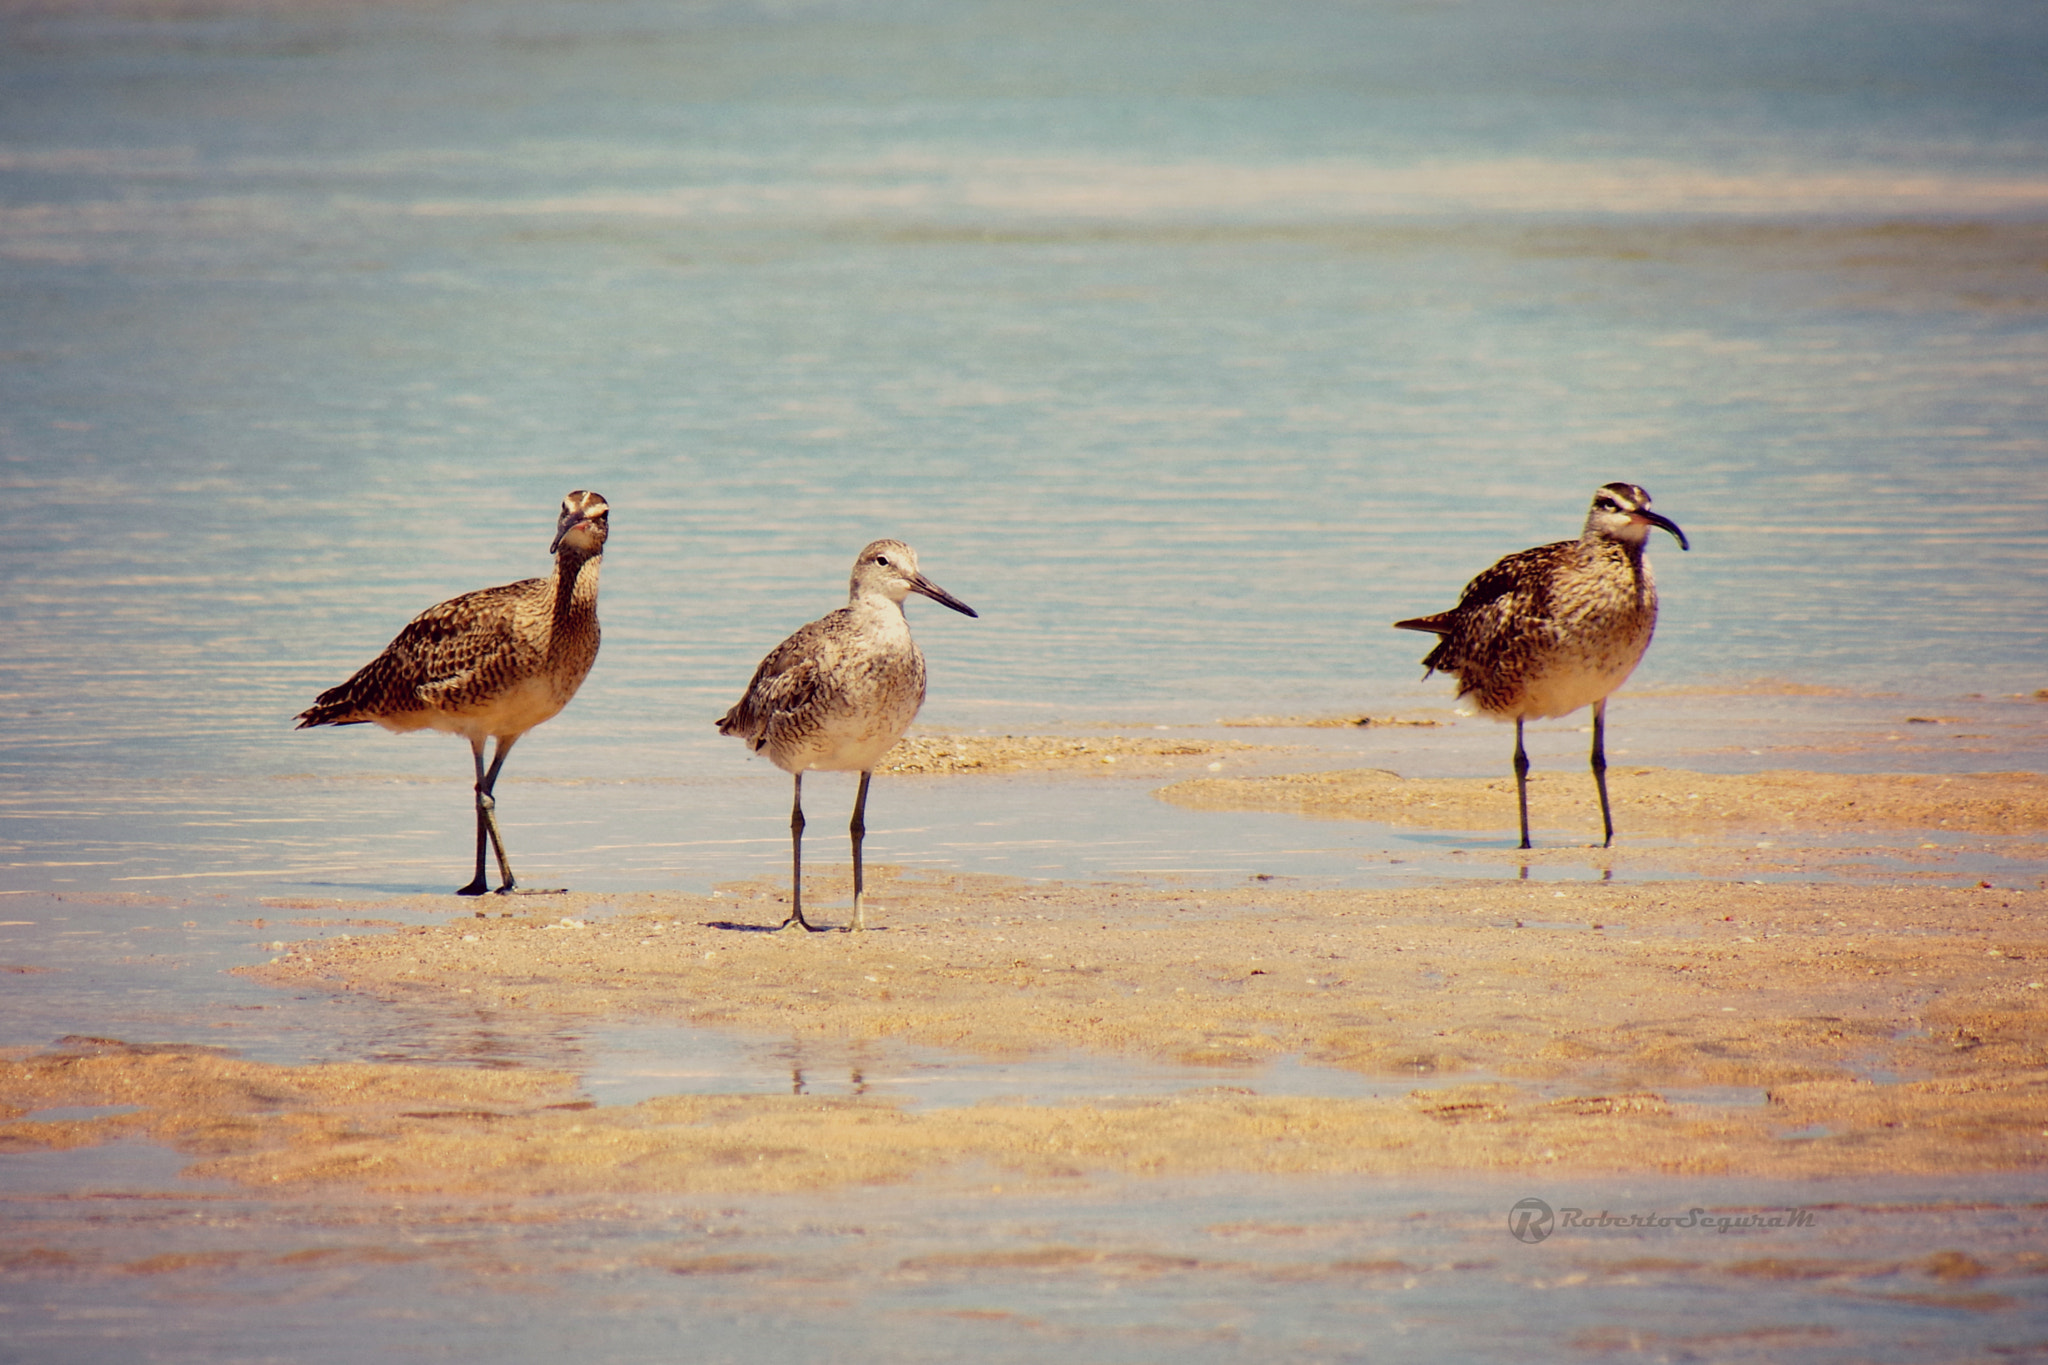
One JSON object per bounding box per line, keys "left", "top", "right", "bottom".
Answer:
{"left": 1394, "top": 482, "right": 1689, "bottom": 849}
{"left": 718, "top": 540, "right": 978, "bottom": 932}
{"left": 297, "top": 490, "right": 609, "bottom": 895}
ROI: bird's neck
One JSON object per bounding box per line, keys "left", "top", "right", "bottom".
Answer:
{"left": 1586, "top": 534, "right": 1654, "bottom": 602}
{"left": 1585, "top": 531, "right": 1645, "bottom": 561}
{"left": 849, "top": 590, "right": 907, "bottom": 618}
{"left": 848, "top": 591, "right": 915, "bottom": 641}
{"left": 550, "top": 549, "right": 602, "bottom": 635}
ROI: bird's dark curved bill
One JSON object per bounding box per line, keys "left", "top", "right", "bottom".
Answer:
{"left": 1642, "top": 511, "right": 1690, "bottom": 551}
{"left": 550, "top": 512, "right": 598, "bottom": 554}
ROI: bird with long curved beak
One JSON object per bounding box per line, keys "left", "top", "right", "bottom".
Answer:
{"left": 718, "top": 539, "right": 977, "bottom": 931}
{"left": 1395, "top": 482, "right": 1689, "bottom": 849}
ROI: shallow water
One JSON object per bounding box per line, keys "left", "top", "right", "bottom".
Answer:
{"left": 8, "top": 690, "right": 2048, "bottom": 903}
{"left": 5, "top": 1168, "right": 2046, "bottom": 1363}
{"left": 3, "top": 0, "right": 2046, "bottom": 813}
{"left": 3, "top": 0, "right": 2047, "bottom": 1357}
{"left": 2, "top": 0, "right": 2046, "bottom": 901}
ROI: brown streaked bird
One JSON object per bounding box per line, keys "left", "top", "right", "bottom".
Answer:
{"left": 1394, "top": 482, "right": 1689, "bottom": 849}
{"left": 296, "top": 490, "right": 610, "bottom": 895}
{"left": 718, "top": 539, "right": 977, "bottom": 932}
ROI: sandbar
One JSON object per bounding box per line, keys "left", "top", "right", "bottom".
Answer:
{"left": 3, "top": 763, "right": 2042, "bottom": 1201}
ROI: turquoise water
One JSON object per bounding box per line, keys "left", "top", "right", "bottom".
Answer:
{"left": 2, "top": 0, "right": 2044, "bottom": 897}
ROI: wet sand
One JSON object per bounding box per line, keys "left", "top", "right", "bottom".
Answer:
{"left": 878, "top": 729, "right": 1274, "bottom": 777}
{"left": 878, "top": 717, "right": 1448, "bottom": 777}
{"left": 4, "top": 763, "right": 2043, "bottom": 1202}
{"left": 1161, "top": 764, "right": 2048, "bottom": 879}
{"left": 1157, "top": 765, "right": 2048, "bottom": 840}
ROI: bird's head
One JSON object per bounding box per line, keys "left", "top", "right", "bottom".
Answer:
{"left": 550, "top": 490, "right": 610, "bottom": 557}
{"left": 1584, "top": 482, "right": 1688, "bottom": 551}
{"left": 850, "top": 539, "right": 978, "bottom": 617}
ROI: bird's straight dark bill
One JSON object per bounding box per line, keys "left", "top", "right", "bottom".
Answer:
{"left": 912, "top": 576, "right": 978, "bottom": 618}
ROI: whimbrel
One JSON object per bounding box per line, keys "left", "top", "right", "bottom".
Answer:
{"left": 717, "top": 539, "right": 977, "bottom": 931}
{"left": 1394, "top": 482, "right": 1688, "bottom": 849}
{"left": 296, "top": 490, "right": 609, "bottom": 895}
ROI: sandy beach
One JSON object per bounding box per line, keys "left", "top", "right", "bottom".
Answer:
{"left": 6, "top": 754, "right": 2042, "bottom": 1204}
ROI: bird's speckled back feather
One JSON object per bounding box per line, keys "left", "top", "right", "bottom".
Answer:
{"left": 1395, "top": 483, "right": 1681, "bottom": 723}
{"left": 717, "top": 603, "right": 927, "bottom": 773}
{"left": 1400, "top": 538, "right": 1656, "bottom": 720}
{"left": 296, "top": 491, "right": 607, "bottom": 742}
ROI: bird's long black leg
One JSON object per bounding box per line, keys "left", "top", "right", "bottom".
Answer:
{"left": 781, "top": 772, "right": 819, "bottom": 931}
{"left": 478, "top": 735, "right": 520, "bottom": 893}
{"left": 457, "top": 736, "right": 493, "bottom": 896}
{"left": 1513, "top": 718, "right": 1533, "bottom": 851}
{"left": 847, "top": 770, "right": 873, "bottom": 932}
{"left": 1590, "top": 698, "right": 1615, "bottom": 848}
{"left": 473, "top": 736, "right": 565, "bottom": 897}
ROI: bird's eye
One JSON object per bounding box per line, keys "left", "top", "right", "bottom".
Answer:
{"left": 874, "top": 556, "right": 890, "bottom": 567}
{"left": 1595, "top": 498, "right": 1619, "bottom": 512}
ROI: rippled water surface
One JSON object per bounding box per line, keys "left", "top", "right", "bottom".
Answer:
{"left": 3, "top": 0, "right": 2045, "bottom": 820}
{"left": 4, "top": 0, "right": 2047, "bottom": 857}
{"left": 3, "top": 0, "right": 2047, "bottom": 1358}
{"left": 5, "top": 1167, "right": 2045, "bottom": 1364}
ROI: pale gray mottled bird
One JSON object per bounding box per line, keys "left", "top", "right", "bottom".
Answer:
{"left": 719, "top": 539, "right": 977, "bottom": 931}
